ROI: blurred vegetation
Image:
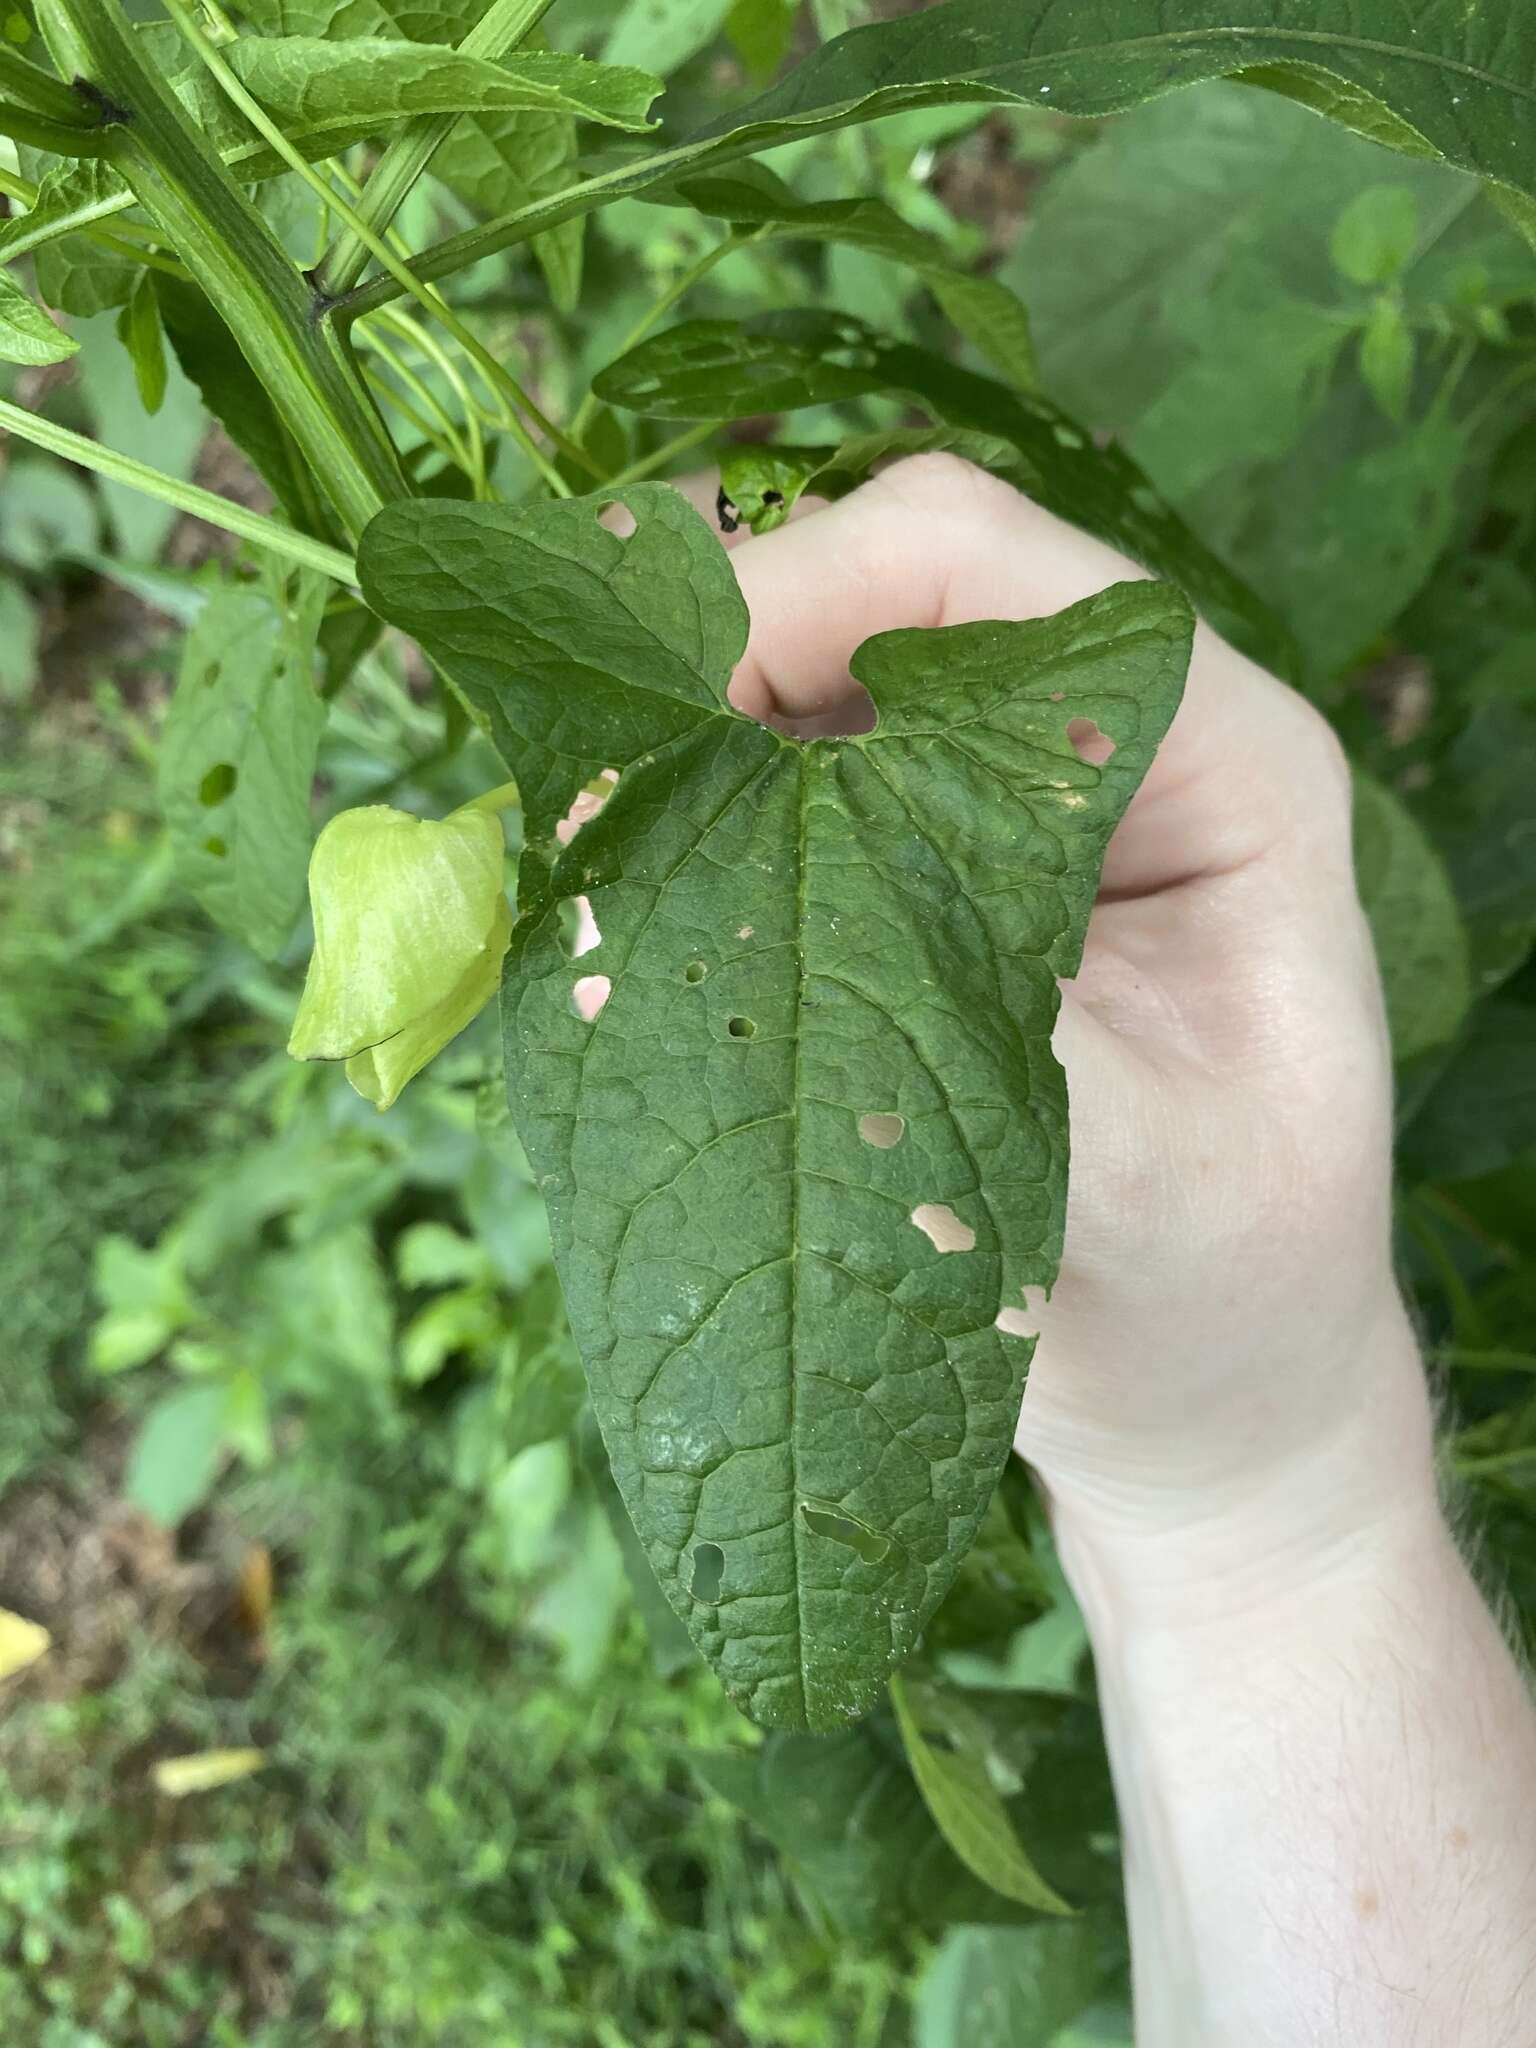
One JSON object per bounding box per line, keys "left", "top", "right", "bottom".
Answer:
{"left": 1, "top": 4, "right": 1534, "bottom": 2045}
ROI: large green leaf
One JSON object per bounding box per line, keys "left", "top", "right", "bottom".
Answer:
{"left": 1352, "top": 770, "right": 1471, "bottom": 1063}
{"left": 915, "top": 1923, "right": 1099, "bottom": 2048}
{"left": 158, "top": 579, "right": 327, "bottom": 959}
{"left": 691, "top": 0, "right": 1536, "bottom": 211}
{"left": 1400, "top": 999, "right": 1536, "bottom": 1186}
{"left": 357, "top": 484, "right": 1191, "bottom": 1726}
{"left": 1411, "top": 650, "right": 1536, "bottom": 993}
{"left": 595, "top": 310, "right": 1289, "bottom": 674}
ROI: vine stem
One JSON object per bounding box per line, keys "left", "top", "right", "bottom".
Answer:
{"left": 567, "top": 234, "right": 751, "bottom": 443}
{"left": 603, "top": 420, "right": 721, "bottom": 487}
{"left": 0, "top": 396, "right": 359, "bottom": 586}
{"left": 159, "top": 0, "right": 589, "bottom": 496}
{"left": 315, "top": 0, "right": 555, "bottom": 299}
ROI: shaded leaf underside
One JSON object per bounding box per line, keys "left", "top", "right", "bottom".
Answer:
{"left": 360, "top": 489, "right": 1191, "bottom": 1728}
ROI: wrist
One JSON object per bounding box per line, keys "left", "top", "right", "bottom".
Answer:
{"left": 1038, "top": 1291, "right": 1446, "bottom": 1639}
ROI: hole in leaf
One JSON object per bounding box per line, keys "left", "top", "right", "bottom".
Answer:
{"left": 684, "top": 960, "right": 707, "bottom": 983}
{"left": 198, "top": 762, "right": 237, "bottom": 806}
{"left": 600, "top": 500, "right": 638, "bottom": 539}
{"left": 995, "top": 1307, "right": 1035, "bottom": 1337}
{"left": 799, "top": 1504, "right": 890, "bottom": 1564}
{"left": 1047, "top": 690, "right": 1065, "bottom": 703}
{"left": 203, "top": 836, "right": 227, "bottom": 858}
{"left": 1066, "top": 717, "right": 1117, "bottom": 766}
{"left": 727, "top": 1016, "right": 755, "bottom": 1039}
{"left": 556, "top": 767, "right": 618, "bottom": 847}
{"left": 859, "top": 1112, "right": 905, "bottom": 1149}
{"left": 572, "top": 974, "right": 611, "bottom": 1020}
{"left": 910, "top": 1203, "right": 975, "bottom": 1254}
{"left": 557, "top": 895, "right": 602, "bottom": 959}
{"left": 690, "top": 1541, "right": 724, "bottom": 1602}
{"left": 736, "top": 925, "right": 753, "bottom": 940}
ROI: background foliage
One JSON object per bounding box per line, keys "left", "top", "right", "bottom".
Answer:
{"left": 2, "top": 1, "right": 1533, "bottom": 2043}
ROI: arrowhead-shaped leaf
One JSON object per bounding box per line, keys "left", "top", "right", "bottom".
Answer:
{"left": 358, "top": 486, "right": 1191, "bottom": 1726}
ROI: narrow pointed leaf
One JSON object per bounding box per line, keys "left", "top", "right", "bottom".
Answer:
{"left": 891, "top": 1674, "right": 1073, "bottom": 1914}
{"left": 691, "top": 0, "right": 1536, "bottom": 212}
{"left": 358, "top": 486, "right": 1190, "bottom": 1727}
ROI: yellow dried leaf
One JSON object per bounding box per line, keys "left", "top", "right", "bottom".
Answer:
{"left": 151, "top": 1748, "right": 266, "bottom": 1796}
{"left": 0, "top": 1609, "right": 49, "bottom": 1682}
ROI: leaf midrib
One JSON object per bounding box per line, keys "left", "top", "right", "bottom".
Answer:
{"left": 840, "top": 21, "right": 1536, "bottom": 111}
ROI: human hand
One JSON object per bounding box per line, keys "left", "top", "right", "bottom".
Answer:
{"left": 693, "top": 452, "right": 1433, "bottom": 1602}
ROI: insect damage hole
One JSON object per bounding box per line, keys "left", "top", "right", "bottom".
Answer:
{"left": 1066, "top": 717, "right": 1117, "bottom": 766}
{"left": 690, "top": 1541, "right": 724, "bottom": 1602}
{"left": 198, "top": 762, "right": 237, "bottom": 806}
{"left": 859, "top": 1112, "right": 905, "bottom": 1148}
{"left": 556, "top": 767, "right": 618, "bottom": 846}
{"left": 995, "top": 1307, "right": 1035, "bottom": 1337}
{"left": 727, "top": 1015, "right": 755, "bottom": 1039}
{"left": 910, "top": 1203, "right": 975, "bottom": 1254}
{"left": 684, "top": 960, "right": 707, "bottom": 983}
{"left": 571, "top": 974, "right": 611, "bottom": 1020}
{"left": 799, "top": 1504, "right": 890, "bottom": 1564}
{"left": 598, "top": 500, "right": 638, "bottom": 538}
{"left": 557, "top": 894, "right": 602, "bottom": 959}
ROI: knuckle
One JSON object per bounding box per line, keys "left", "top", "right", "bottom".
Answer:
{"left": 873, "top": 449, "right": 1012, "bottom": 515}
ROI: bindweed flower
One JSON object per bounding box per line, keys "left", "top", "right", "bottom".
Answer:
{"left": 288, "top": 799, "right": 512, "bottom": 1110}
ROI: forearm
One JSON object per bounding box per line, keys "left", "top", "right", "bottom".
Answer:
{"left": 1054, "top": 1314, "right": 1536, "bottom": 2047}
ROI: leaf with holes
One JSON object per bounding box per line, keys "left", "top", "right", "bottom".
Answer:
{"left": 158, "top": 578, "right": 327, "bottom": 959}
{"left": 356, "top": 483, "right": 1191, "bottom": 1729}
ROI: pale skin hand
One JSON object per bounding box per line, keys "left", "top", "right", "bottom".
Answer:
{"left": 683, "top": 453, "right": 1536, "bottom": 2046}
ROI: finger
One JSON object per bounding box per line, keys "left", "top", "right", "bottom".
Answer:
{"left": 725, "top": 452, "right": 1353, "bottom": 909}
{"left": 725, "top": 452, "right": 1140, "bottom": 722}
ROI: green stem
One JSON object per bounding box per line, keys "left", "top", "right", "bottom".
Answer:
{"left": 568, "top": 235, "right": 741, "bottom": 441}
{"left": 50, "top": 0, "right": 404, "bottom": 540}
{"left": 0, "top": 396, "right": 358, "bottom": 586}
{"left": 604, "top": 419, "right": 721, "bottom": 486}
{"left": 1433, "top": 1347, "right": 1536, "bottom": 1374}
{"left": 160, "top": 0, "right": 580, "bottom": 497}
{"left": 0, "top": 43, "right": 103, "bottom": 130}
{"left": 463, "top": 778, "right": 521, "bottom": 814}
{"left": 335, "top": 138, "right": 773, "bottom": 324}
{"left": 375, "top": 306, "right": 489, "bottom": 496}
{"left": 316, "top": 0, "right": 556, "bottom": 299}
{"left": 0, "top": 97, "right": 116, "bottom": 157}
